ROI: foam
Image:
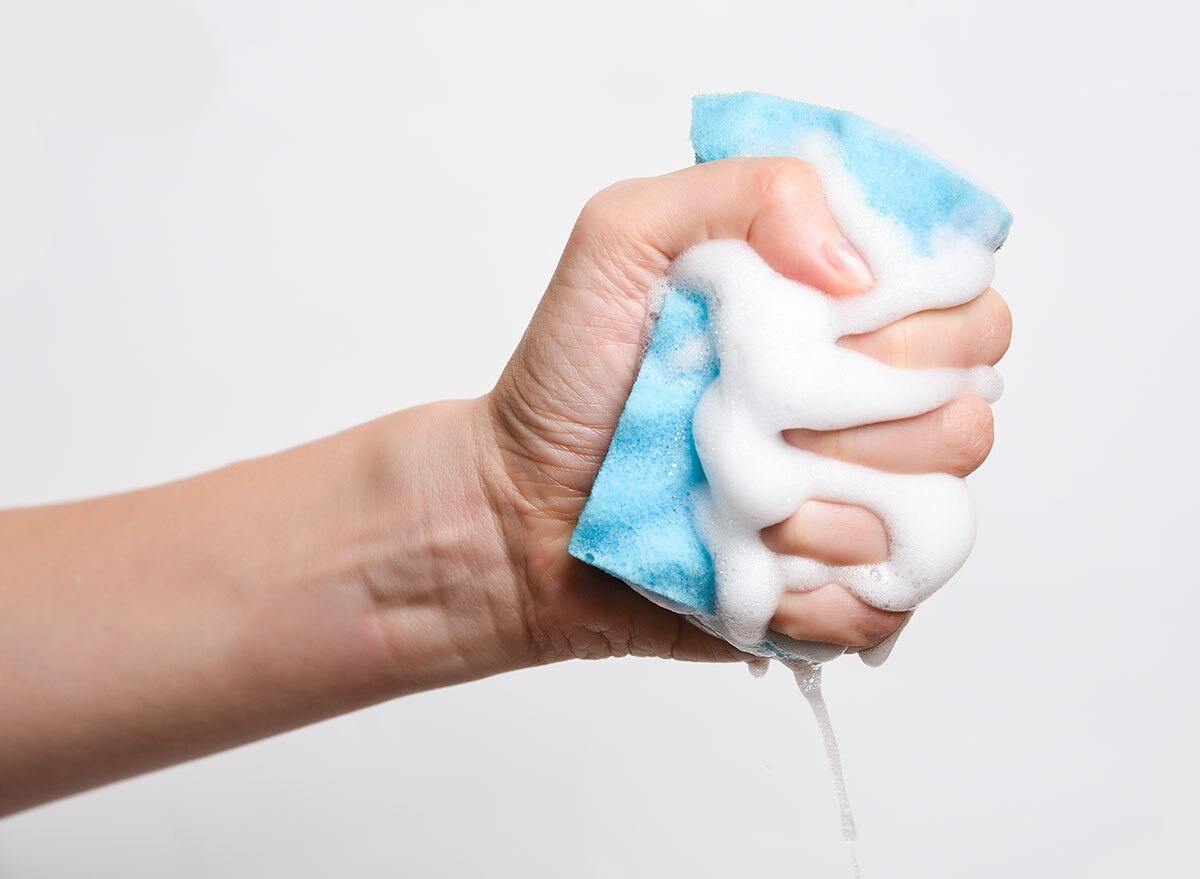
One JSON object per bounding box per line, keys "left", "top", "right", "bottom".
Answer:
{"left": 569, "top": 93, "right": 1010, "bottom": 664}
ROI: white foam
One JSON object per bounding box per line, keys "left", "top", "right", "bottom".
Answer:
{"left": 675, "top": 133, "right": 999, "bottom": 655}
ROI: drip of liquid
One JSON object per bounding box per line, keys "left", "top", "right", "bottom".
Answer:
{"left": 790, "top": 661, "right": 860, "bottom": 878}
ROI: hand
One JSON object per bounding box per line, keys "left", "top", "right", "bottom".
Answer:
{"left": 482, "top": 157, "right": 1012, "bottom": 663}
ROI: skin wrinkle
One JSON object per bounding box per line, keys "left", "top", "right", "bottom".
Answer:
{"left": 576, "top": 220, "right": 662, "bottom": 300}
{"left": 481, "top": 407, "right": 584, "bottom": 664}
{"left": 944, "top": 396, "right": 996, "bottom": 478}
{"left": 473, "top": 405, "right": 552, "bottom": 663}
{"left": 984, "top": 291, "right": 1014, "bottom": 362}
{"left": 361, "top": 404, "right": 534, "bottom": 687}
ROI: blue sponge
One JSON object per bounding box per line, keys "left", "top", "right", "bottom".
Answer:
{"left": 567, "top": 92, "right": 1010, "bottom": 660}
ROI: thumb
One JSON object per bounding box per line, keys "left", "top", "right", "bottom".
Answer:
{"left": 576, "top": 156, "right": 872, "bottom": 300}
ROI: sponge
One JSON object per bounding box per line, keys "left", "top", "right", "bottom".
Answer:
{"left": 568, "top": 92, "right": 1010, "bottom": 664}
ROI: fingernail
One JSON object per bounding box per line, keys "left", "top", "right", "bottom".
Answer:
{"left": 825, "top": 238, "right": 873, "bottom": 288}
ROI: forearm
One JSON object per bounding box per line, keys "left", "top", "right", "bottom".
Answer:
{"left": 0, "top": 398, "right": 530, "bottom": 815}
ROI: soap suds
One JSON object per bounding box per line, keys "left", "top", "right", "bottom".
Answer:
{"left": 673, "top": 133, "right": 1000, "bottom": 655}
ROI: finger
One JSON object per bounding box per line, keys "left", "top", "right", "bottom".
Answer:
{"left": 839, "top": 287, "right": 1013, "bottom": 368}
{"left": 770, "top": 584, "right": 906, "bottom": 648}
{"left": 579, "top": 157, "right": 873, "bottom": 299}
{"left": 783, "top": 395, "right": 995, "bottom": 477}
{"left": 761, "top": 500, "right": 888, "bottom": 566}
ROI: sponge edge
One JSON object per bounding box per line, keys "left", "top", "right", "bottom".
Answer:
{"left": 567, "top": 92, "right": 1010, "bottom": 663}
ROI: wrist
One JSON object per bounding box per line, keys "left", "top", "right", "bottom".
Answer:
{"left": 355, "top": 398, "right": 537, "bottom": 694}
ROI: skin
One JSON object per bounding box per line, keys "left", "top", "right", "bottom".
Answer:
{"left": 0, "top": 157, "right": 1010, "bottom": 815}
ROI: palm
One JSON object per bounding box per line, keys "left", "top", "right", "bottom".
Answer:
{"left": 487, "top": 222, "right": 732, "bottom": 662}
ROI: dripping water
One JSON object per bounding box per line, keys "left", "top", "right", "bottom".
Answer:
{"left": 789, "top": 660, "right": 860, "bottom": 878}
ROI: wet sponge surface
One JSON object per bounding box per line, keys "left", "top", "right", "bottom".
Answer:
{"left": 571, "top": 288, "right": 721, "bottom": 614}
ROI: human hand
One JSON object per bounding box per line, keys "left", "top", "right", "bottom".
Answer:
{"left": 482, "top": 157, "right": 1011, "bottom": 664}
{"left": 0, "top": 157, "right": 1011, "bottom": 813}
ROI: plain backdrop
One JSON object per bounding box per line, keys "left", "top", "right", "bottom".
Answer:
{"left": 1, "top": 1, "right": 1197, "bottom": 876}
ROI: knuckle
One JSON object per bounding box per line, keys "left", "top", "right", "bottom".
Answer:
{"left": 980, "top": 290, "right": 1013, "bottom": 364}
{"left": 752, "top": 157, "right": 821, "bottom": 210}
{"left": 943, "top": 396, "right": 995, "bottom": 476}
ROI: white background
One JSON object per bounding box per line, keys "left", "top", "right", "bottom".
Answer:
{"left": 1, "top": 1, "right": 1197, "bottom": 876}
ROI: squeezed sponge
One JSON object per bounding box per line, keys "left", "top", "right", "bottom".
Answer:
{"left": 568, "top": 92, "right": 1010, "bottom": 664}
